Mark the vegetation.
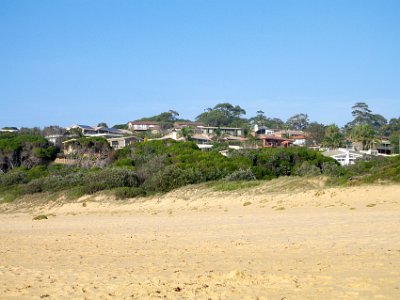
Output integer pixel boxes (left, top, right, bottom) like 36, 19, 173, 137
0, 133, 57, 173
196, 103, 247, 128
1, 140, 341, 202
1, 101, 399, 204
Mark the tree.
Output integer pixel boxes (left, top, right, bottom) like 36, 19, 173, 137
385, 117, 400, 136
351, 102, 372, 126
264, 117, 285, 129
112, 124, 128, 130
249, 110, 267, 127
286, 113, 309, 131
305, 122, 326, 146
97, 122, 109, 128
0, 133, 57, 172
350, 124, 375, 150
344, 102, 388, 138
136, 110, 185, 133
43, 125, 66, 137
389, 132, 400, 154
196, 103, 247, 127
323, 124, 344, 149
181, 126, 194, 141
168, 110, 179, 121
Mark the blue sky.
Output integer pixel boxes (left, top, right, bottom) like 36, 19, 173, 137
0, 0, 399, 128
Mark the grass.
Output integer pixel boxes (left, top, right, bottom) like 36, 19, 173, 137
242, 201, 252, 206
208, 180, 261, 192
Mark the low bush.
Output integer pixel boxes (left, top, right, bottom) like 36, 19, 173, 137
225, 168, 256, 181
83, 168, 139, 194
0, 169, 28, 186
114, 187, 146, 199
293, 161, 321, 177
321, 162, 343, 177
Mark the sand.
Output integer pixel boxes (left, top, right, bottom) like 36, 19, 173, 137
0, 178, 400, 299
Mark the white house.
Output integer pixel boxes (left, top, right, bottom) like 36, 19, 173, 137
107, 136, 142, 149
127, 121, 161, 133
67, 125, 124, 138
322, 148, 364, 166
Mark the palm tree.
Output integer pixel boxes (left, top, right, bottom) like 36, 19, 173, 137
350, 125, 374, 150
323, 124, 343, 149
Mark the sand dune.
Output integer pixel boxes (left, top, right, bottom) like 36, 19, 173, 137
1, 178, 399, 299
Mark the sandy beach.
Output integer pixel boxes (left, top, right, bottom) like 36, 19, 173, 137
1, 178, 399, 299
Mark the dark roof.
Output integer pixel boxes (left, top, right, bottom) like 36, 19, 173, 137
77, 125, 95, 130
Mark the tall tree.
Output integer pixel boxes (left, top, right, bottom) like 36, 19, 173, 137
43, 125, 66, 137
350, 124, 375, 150
196, 103, 247, 127
351, 102, 372, 126
286, 113, 309, 131
97, 122, 109, 128
305, 122, 326, 146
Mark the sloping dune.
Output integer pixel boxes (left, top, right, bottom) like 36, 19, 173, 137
1, 178, 399, 299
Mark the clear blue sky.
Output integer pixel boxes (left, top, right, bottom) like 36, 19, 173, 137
0, 0, 399, 128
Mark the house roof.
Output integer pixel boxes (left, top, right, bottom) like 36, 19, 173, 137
258, 134, 294, 142
107, 136, 142, 142
173, 121, 205, 127
292, 135, 306, 139
191, 134, 212, 141
197, 126, 244, 130
322, 148, 364, 157
223, 136, 248, 141
128, 121, 160, 125
95, 126, 123, 133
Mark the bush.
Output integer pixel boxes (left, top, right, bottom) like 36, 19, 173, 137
114, 187, 146, 199
293, 161, 321, 177
83, 168, 139, 194
0, 169, 28, 186
321, 162, 343, 177
225, 168, 256, 181
27, 166, 48, 181
143, 166, 204, 192
23, 179, 43, 194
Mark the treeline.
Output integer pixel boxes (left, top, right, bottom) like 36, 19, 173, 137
1, 140, 339, 200
1, 139, 400, 202
125, 102, 400, 151
3, 101, 400, 152
0, 133, 57, 173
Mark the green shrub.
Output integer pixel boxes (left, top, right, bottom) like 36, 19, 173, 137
83, 168, 139, 194
23, 179, 43, 194
143, 166, 204, 192
225, 168, 256, 181
321, 162, 343, 177
27, 166, 48, 180
114, 187, 146, 199
293, 161, 321, 177
113, 158, 134, 167
0, 169, 28, 186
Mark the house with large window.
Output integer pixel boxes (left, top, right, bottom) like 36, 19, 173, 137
67, 125, 125, 138
127, 121, 161, 134
107, 136, 142, 149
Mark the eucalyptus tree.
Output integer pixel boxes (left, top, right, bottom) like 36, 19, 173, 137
196, 103, 247, 127
286, 113, 310, 131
